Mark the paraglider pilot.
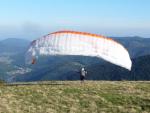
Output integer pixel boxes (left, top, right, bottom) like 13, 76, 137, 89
80, 67, 87, 82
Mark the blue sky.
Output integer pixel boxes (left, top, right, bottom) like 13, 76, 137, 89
0, 0, 150, 40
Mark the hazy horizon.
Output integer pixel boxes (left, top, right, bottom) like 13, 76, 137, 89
0, 0, 150, 40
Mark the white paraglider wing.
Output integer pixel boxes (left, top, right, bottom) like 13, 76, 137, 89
26, 31, 132, 70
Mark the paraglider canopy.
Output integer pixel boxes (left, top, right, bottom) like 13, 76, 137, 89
26, 30, 132, 70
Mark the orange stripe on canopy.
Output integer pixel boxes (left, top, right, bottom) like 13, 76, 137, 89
50, 30, 118, 44
51, 30, 108, 39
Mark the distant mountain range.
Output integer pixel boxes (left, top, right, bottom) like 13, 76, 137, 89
14, 55, 150, 81
0, 36, 150, 82
0, 38, 30, 81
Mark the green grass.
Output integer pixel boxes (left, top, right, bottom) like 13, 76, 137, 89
0, 81, 149, 113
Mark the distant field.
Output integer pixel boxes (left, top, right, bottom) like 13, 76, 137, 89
0, 81, 150, 113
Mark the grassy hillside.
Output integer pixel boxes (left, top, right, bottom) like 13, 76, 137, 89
0, 81, 149, 113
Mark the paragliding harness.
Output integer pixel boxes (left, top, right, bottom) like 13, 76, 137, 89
80, 68, 87, 81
